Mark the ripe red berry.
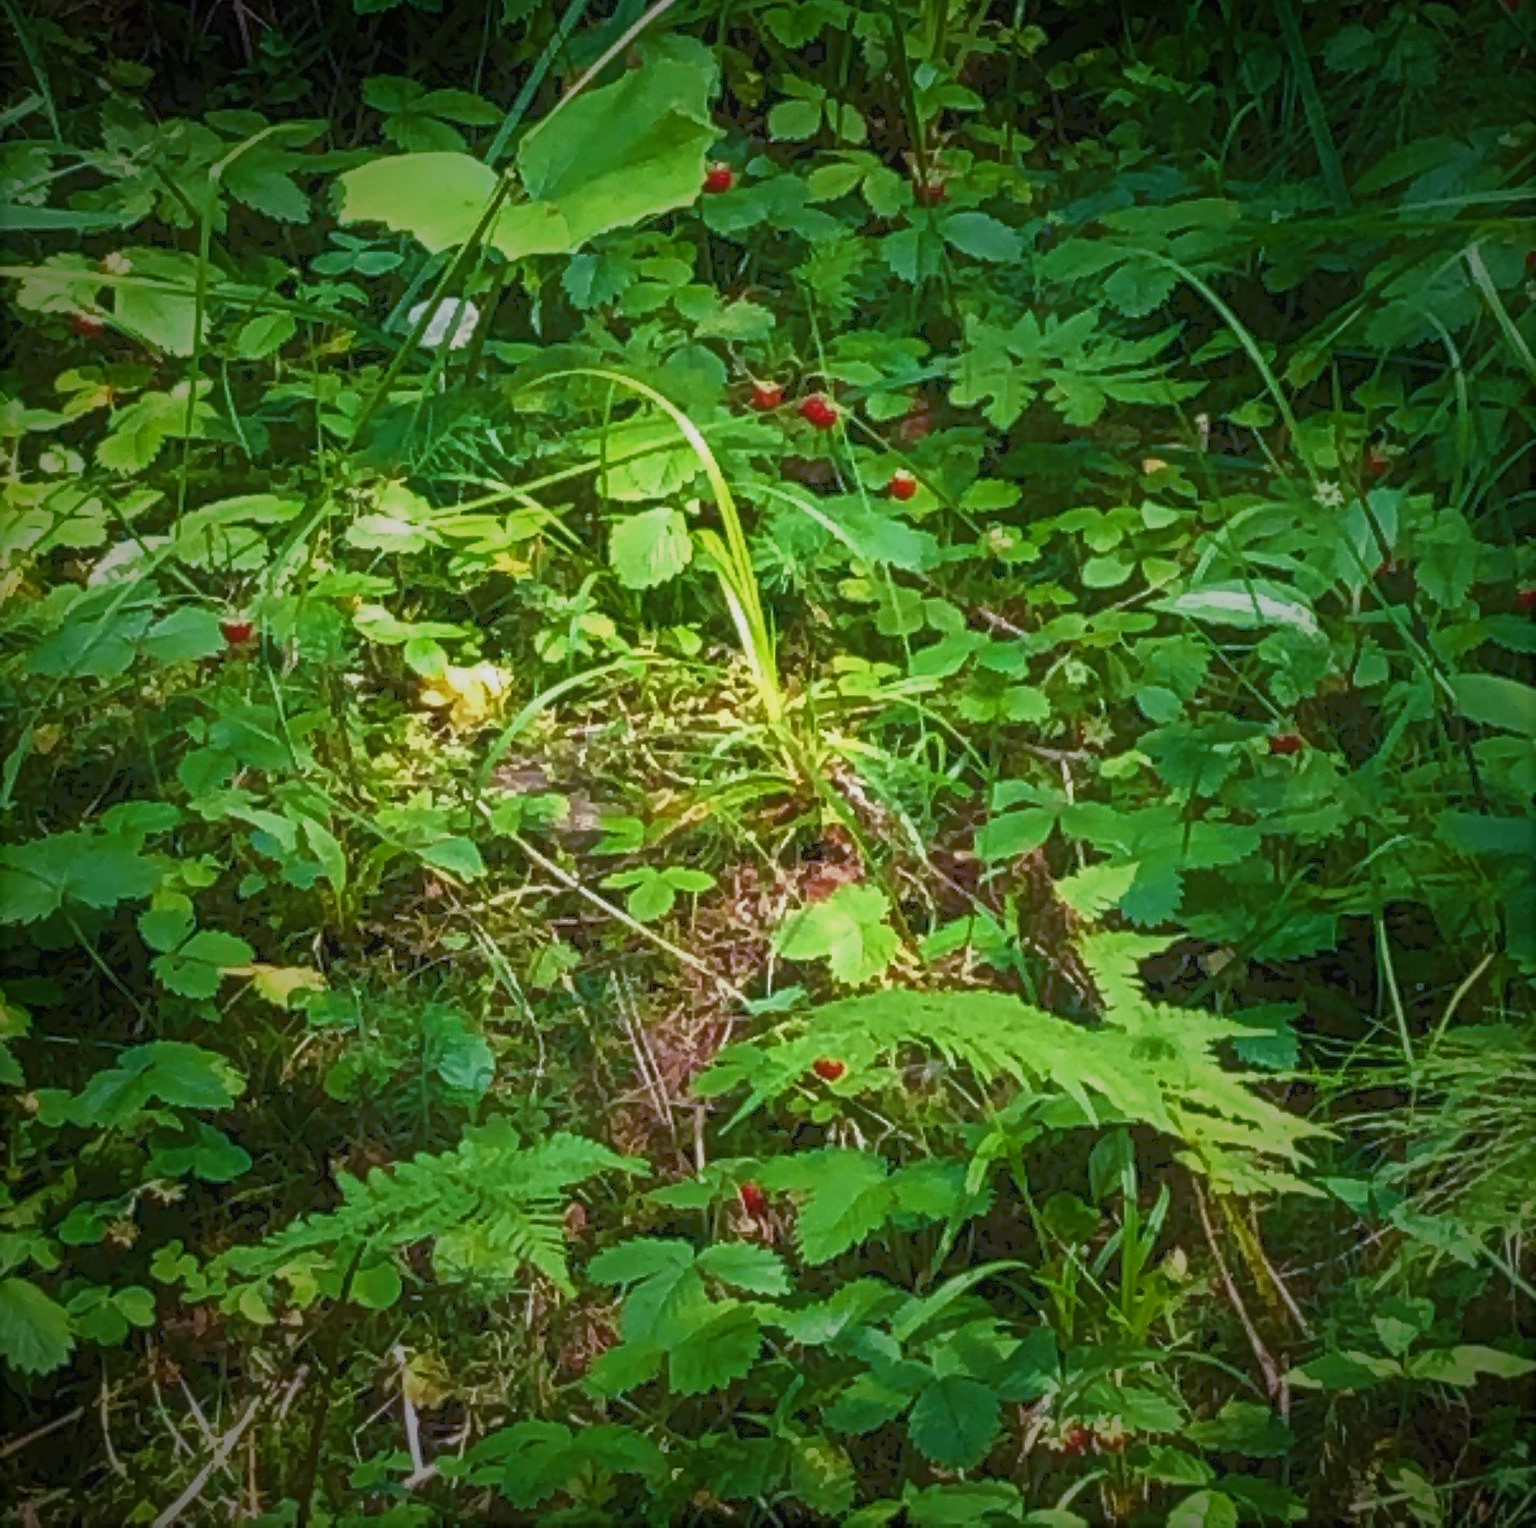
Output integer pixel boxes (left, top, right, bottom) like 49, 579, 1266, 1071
812, 1057, 846, 1082
749, 380, 784, 412
221, 618, 255, 646
1061, 1424, 1092, 1456
888, 469, 918, 501
913, 178, 948, 206
1517, 587, 1536, 612
738, 1181, 767, 1216
799, 394, 838, 430
1366, 448, 1390, 477
70, 311, 105, 338
1268, 732, 1303, 756
704, 162, 735, 194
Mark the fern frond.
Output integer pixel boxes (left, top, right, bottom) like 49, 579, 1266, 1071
215, 1121, 642, 1301
696, 933, 1326, 1196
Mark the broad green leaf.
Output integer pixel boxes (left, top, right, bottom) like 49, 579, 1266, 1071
351, 1262, 403, 1310
516, 38, 718, 247
1167, 1491, 1239, 1528
152, 929, 256, 998
775, 883, 899, 986
1404, 1345, 1536, 1387
908, 1374, 1001, 1469
941, 212, 1022, 263
668, 1303, 762, 1394
696, 1243, 790, 1296
0, 830, 160, 925
610, 507, 693, 589
1451, 673, 1536, 738
0, 1278, 73, 1375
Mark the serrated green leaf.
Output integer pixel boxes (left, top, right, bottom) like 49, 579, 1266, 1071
0, 1278, 74, 1374
775, 883, 898, 986
908, 1374, 1001, 1469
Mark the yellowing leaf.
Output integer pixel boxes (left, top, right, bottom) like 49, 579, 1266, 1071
227, 963, 327, 1010
419, 662, 511, 731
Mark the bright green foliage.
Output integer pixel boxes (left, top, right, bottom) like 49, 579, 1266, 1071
700, 931, 1323, 1194
773, 882, 900, 986
207, 1124, 639, 1310
0, 0, 1532, 1521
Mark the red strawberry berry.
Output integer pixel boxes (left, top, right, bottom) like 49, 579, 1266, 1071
812, 1057, 846, 1082
738, 1181, 767, 1216
1061, 1424, 1092, 1456
70, 311, 105, 338
749, 380, 784, 412
221, 618, 255, 646
704, 162, 735, 194
888, 469, 918, 501
1366, 448, 1391, 477
913, 178, 948, 206
799, 394, 838, 430
1517, 586, 1536, 612
1268, 732, 1304, 756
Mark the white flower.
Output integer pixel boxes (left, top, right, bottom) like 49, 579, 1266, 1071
406, 298, 481, 351
1314, 481, 1345, 509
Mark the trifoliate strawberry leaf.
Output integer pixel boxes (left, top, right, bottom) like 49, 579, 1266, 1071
0, 1277, 74, 1375
668, 1302, 762, 1394
908, 1373, 1001, 1469
775, 883, 898, 986
765, 1149, 894, 1265
151, 929, 256, 999
588, 1238, 706, 1342
695, 1243, 790, 1296
70, 1041, 244, 1127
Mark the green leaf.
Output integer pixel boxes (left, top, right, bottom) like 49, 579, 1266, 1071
908, 1374, 1001, 1469
669, 1303, 762, 1394
1103, 255, 1179, 317
0, 1278, 74, 1374
941, 212, 1022, 263
1167, 1491, 1240, 1528
230, 310, 296, 360
351, 1262, 403, 1310
142, 607, 226, 665
1403, 1345, 1536, 1387
976, 808, 1056, 862
777, 1150, 894, 1264
1451, 673, 1536, 738
610, 507, 693, 590
152, 930, 256, 999
517, 38, 718, 247
1154, 582, 1320, 635
71, 1041, 244, 1126
696, 1243, 790, 1296
419, 837, 486, 881
775, 883, 899, 986
0, 830, 160, 925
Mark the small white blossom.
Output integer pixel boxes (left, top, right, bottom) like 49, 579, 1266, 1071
1314, 481, 1345, 509
406, 298, 480, 351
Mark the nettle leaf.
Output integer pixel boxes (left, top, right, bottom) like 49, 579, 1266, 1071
0, 1278, 74, 1375
775, 883, 899, 986
610, 507, 693, 589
